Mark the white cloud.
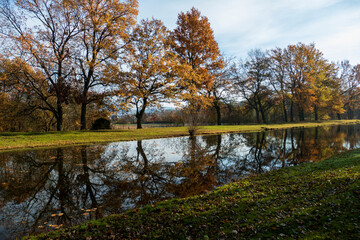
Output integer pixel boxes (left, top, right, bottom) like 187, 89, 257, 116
274, 0, 342, 11
318, 23, 360, 63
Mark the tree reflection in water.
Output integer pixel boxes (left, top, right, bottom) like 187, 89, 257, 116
1, 125, 360, 239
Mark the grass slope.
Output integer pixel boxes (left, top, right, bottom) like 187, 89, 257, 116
26, 149, 360, 240
1, 120, 360, 152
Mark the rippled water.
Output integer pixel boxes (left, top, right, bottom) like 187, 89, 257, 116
1, 125, 360, 239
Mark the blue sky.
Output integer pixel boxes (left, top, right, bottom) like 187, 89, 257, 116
138, 0, 360, 64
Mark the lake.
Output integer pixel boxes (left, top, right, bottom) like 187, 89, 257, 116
1, 124, 360, 239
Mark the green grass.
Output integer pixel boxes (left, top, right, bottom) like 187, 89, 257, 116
25, 149, 360, 239
1, 120, 360, 152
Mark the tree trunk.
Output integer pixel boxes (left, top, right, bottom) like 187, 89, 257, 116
282, 99, 288, 122
347, 108, 353, 119
298, 106, 305, 121
80, 102, 87, 130
56, 102, 63, 131
290, 101, 294, 122
290, 128, 295, 151
213, 101, 221, 125
255, 107, 260, 123
259, 103, 267, 124
314, 105, 318, 121
256, 96, 267, 124
136, 112, 143, 129
301, 110, 305, 121
136, 100, 147, 129
337, 113, 341, 120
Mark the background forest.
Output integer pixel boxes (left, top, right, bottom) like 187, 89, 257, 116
0, 0, 359, 132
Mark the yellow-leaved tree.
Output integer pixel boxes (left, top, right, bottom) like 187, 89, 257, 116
109, 18, 181, 129
171, 7, 223, 134
285, 43, 343, 121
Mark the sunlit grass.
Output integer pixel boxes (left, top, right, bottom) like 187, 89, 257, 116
25, 148, 360, 239
1, 119, 360, 152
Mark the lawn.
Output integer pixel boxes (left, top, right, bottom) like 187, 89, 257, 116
1, 119, 360, 152
25, 148, 360, 239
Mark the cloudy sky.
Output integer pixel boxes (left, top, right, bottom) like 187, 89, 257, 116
138, 0, 360, 64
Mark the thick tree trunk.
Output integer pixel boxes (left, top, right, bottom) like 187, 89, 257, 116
80, 85, 89, 130
256, 96, 267, 124
290, 101, 294, 122
337, 113, 341, 120
282, 99, 288, 122
314, 105, 318, 121
255, 108, 260, 123
301, 110, 305, 121
213, 101, 221, 125
347, 108, 354, 119
259, 104, 267, 124
136, 100, 147, 129
298, 106, 305, 121
80, 102, 87, 130
56, 102, 63, 131
136, 112, 144, 129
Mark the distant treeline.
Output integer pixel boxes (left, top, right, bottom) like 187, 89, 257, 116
0, 1, 359, 132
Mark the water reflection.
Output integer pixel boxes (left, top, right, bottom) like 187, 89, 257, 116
1, 125, 360, 239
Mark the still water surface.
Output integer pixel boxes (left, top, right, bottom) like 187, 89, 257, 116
1, 125, 360, 239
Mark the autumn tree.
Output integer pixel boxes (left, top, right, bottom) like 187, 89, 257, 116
171, 7, 223, 132
0, 56, 32, 131
0, 56, 58, 131
285, 43, 343, 121
338, 61, 360, 119
285, 44, 313, 121
109, 18, 180, 129
0, 0, 80, 131
235, 49, 272, 124
311, 61, 343, 120
208, 56, 236, 125
71, 0, 138, 130
270, 47, 290, 122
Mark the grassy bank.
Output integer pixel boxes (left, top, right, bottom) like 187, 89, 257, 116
25, 149, 360, 239
1, 119, 360, 152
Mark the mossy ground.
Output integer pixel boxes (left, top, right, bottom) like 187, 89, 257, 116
1, 120, 360, 152
25, 149, 360, 239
